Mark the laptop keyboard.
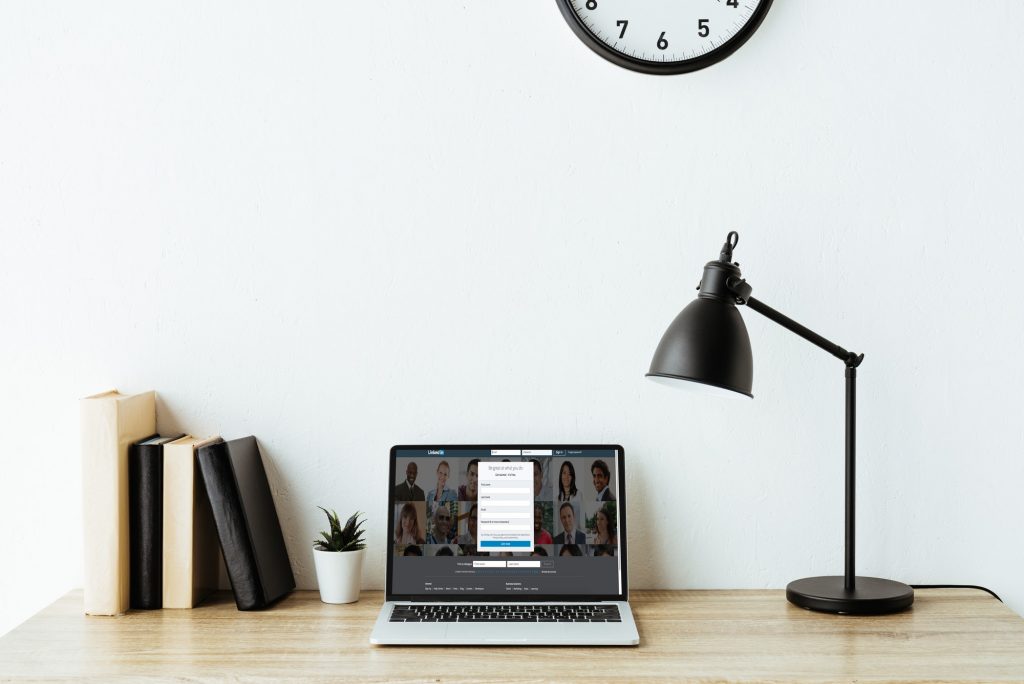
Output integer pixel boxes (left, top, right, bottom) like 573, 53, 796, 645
389, 604, 621, 623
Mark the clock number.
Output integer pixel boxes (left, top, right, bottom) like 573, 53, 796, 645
727, 0, 739, 6
585, 0, 597, 9
698, 19, 710, 37
616, 20, 628, 39
657, 32, 668, 50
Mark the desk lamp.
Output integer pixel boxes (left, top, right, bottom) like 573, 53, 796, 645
646, 231, 913, 614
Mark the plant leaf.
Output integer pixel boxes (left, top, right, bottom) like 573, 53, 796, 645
315, 508, 367, 551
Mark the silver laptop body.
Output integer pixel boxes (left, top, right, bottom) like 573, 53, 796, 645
370, 445, 639, 646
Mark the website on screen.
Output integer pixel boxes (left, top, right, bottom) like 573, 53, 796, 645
390, 447, 622, 596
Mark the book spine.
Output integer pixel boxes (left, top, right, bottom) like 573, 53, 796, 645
129, 442, 163, 609
197, 442, 266, 611
81, 399, 121, 616
163, 438, 221, 609
162, 442, 192, 609
80, 391, 155, 616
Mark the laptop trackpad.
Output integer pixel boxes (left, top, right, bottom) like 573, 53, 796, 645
444, 622, 586, 645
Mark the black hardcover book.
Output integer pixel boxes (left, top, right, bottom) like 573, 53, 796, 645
196, 436, 295, 611
129, 434, 184, 610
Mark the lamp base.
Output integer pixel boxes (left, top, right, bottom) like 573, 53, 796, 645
786, 576, 914, 615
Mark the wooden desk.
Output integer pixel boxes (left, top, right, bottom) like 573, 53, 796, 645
1, 589, 1023, 682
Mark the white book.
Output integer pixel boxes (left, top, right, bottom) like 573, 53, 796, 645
163, 435, 222, 609
80, 390, 156, 616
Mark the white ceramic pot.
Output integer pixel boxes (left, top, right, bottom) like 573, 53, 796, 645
313, 547, 365, 604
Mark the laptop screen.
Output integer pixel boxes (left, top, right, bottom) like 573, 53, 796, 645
386, 445, 626, 601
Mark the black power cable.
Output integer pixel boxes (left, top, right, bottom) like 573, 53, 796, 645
911, 584, 1002, 602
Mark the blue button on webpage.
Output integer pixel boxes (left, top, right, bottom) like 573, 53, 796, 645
480, 541, 531, 548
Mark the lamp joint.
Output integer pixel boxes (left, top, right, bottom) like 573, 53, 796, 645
726, 276, 752, 305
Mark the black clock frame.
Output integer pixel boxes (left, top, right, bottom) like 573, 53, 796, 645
555, 0, 774, 75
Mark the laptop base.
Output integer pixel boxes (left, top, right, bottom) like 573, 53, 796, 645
370, 601, 640, 646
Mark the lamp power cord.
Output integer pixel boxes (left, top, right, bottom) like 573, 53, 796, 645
910, 584, 1002, 602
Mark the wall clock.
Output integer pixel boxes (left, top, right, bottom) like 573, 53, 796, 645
556, 0, 773, 75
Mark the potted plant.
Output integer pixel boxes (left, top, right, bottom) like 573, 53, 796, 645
313, 507, 367, 604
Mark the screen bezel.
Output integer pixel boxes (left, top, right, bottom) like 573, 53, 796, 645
386, 444, 628, 603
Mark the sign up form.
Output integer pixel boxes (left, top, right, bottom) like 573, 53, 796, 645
477, 458, 534, 552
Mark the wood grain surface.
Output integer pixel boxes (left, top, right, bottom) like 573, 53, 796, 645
1, 589, 1023, 682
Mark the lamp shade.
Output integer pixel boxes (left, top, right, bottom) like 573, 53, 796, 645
646, 297, 754, 398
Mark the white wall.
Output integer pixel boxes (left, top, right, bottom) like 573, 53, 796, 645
2, 1, 1023, 635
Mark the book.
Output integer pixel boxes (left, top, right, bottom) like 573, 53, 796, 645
197, 436, 295, 611
162, 435, 223, 609
129, 434, 183, 609
80, 390, 156, 616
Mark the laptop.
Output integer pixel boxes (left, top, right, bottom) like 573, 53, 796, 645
370, 445, 639, 645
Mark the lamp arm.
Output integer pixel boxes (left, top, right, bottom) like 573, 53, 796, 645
726, 277, 863, 368
729, 276, 862, 591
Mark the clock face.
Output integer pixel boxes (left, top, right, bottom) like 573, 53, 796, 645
556, 0, 773, 75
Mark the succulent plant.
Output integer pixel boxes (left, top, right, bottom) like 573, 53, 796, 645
314, 507, 367, 552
